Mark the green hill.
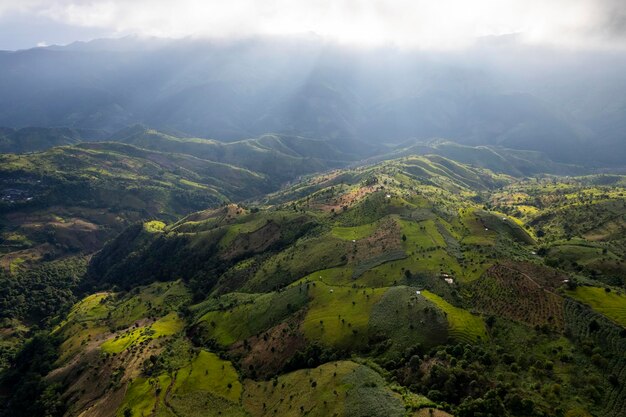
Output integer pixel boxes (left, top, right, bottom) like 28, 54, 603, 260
0, 127, 109, 154
374, 139, 586, 177
1, 152, 626, 417
116, 128, 356, 184
0, 142, 271, 272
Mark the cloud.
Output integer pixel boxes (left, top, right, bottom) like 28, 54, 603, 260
601, 0, 626, 37
0, 0, 625, 50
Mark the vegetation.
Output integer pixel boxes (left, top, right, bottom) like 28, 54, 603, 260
421, 291, 487, 343
0, 257, 86, 325
1, 139, 626, 417
567, 286, 626, 327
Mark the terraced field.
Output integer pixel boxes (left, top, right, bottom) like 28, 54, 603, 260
564, 299, 626, 417
469, 263, 566, 329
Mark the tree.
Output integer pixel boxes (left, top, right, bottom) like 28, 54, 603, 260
456, 393, 507, 417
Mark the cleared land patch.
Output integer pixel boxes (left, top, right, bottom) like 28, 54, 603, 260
331, 222, 378, 240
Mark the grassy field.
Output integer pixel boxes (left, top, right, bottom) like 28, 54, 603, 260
107, 281, 191, 329
218, 216, 268, 248
399, 218, 445, 250
368, 286, 449, 353
243, 361, 406, 417
295, 267, 355, 286
172, 350, 242, 402
567, 286, 626, 327
302, 281, 387, 348
245, 235, 349, 291
116, 350, 242, 416
331, 221, 378, 240
421, 290, 487, 343
51, 282, 191, 362
197, 287, 308, 346
459, 209, 500, 246
101, 312, 184, 353
143, 220, 166, 232
59, 292, 110, 324
117, 374, 172, 417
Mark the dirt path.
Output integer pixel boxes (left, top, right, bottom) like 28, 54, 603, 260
499, 264, 560, 297
160, 373, 183, 417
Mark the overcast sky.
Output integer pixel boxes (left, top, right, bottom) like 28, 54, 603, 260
1, 0, 625, 51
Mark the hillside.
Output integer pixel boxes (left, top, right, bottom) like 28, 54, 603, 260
115, 128, 359, 183
374, 139, 586, 177
0, 125, 373, 278
490, 176, 626, 286
0, 142, 270, 271
1, 152, 625, 417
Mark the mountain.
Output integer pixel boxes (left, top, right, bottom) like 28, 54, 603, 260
1, 150, 625, 416
114, 128, 361, 183
0, 127, 108, 154
0, 141, 270, 268
0, 154, 621, 416
1, 128, 579, 277
373, 139, 586, 177
1, 38, 625, 166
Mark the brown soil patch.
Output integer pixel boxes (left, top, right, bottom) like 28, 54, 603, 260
419, 357, 446, 375
220, 220, 282, 260
312, 185, 378, 213
49, 218, 99, 231
231, 313, 306, 379
180, 203, 247, 224
504, 261, 570, 290
351, 217, 403, 263
0, 243, 54, 272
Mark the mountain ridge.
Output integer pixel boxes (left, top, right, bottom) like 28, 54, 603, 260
1, 37, 626, 166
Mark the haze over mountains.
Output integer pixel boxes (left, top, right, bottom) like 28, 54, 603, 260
1, 36, 626, 166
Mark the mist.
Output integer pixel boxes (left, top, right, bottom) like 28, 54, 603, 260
0, 0, 625, 166
1, 0, 626, 51
0, 35, 625, 167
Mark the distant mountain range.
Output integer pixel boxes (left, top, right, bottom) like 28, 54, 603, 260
1, 37, 625, 166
